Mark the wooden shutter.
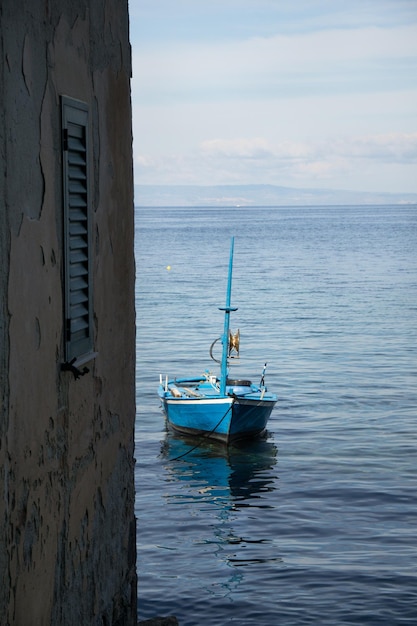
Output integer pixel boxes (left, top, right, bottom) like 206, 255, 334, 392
61, 97, 93, 361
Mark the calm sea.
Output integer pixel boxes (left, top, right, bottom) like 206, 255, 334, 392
134, 205, 417, 625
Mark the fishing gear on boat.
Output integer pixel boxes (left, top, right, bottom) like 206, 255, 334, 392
260, 362, 268, 387
210, 329, 240, 364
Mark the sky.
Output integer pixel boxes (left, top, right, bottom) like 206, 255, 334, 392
129, 0, 417, 193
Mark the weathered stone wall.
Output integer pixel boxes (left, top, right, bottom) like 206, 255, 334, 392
0, 2, 137, 624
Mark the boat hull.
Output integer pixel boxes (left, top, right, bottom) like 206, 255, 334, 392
158, 384, 277, 444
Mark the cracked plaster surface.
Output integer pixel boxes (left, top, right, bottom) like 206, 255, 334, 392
1, 2, 136, 624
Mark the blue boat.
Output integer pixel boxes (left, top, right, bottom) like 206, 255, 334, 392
158, 237, 277, 444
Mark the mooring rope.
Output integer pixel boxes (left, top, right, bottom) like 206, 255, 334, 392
169, 402, 234, 462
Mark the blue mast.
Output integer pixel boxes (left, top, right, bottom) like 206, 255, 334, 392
219, 237, 238, 395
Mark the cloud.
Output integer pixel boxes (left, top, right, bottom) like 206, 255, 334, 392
131, 6, 417, 192
336, 133, 417, 162
133, 24, 417, 104
135, 132, 417, 187
200, 132, 417, 164
200, 138, 274, 159
131, 0, 417, 45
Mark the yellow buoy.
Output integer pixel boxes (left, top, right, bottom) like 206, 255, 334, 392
166, 265, 171, 271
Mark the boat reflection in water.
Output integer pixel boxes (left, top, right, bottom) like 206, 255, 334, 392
161, 430, 278, 503
160, 430, 283, 595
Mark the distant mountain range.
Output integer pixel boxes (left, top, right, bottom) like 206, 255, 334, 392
135, 184, 417, 207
